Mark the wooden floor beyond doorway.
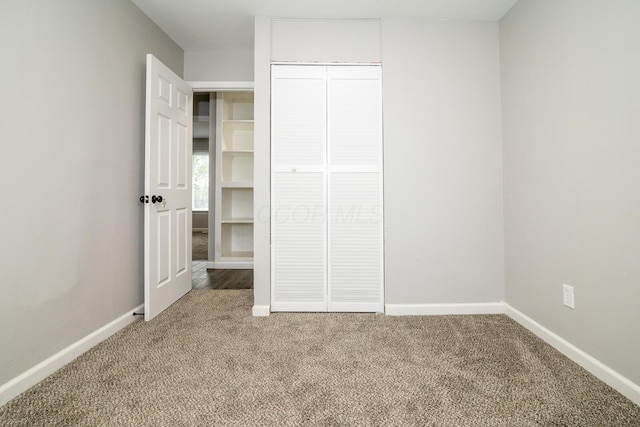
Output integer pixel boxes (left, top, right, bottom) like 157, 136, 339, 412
192, 261, 253, 290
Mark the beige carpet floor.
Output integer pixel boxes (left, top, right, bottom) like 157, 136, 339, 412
1, 290, 638, 426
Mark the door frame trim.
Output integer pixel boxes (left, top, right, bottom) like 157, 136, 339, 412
188, 81, 254, 92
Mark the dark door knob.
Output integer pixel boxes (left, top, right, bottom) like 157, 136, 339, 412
151, 195, 163, 203
139, 195, 149, 203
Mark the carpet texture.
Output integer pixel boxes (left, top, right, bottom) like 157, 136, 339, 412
192, 231, 208, 260
1, 290, 638, 426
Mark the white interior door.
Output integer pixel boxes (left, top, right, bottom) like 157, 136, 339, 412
144, 54, 193, 321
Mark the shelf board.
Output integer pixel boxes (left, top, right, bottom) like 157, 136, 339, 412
222, 149, 253, 154
211, 259, 253, 269
221, 218, 254, 224
221, 251, 254, 259
220, 181, 253, 188
222, 119, 254, 124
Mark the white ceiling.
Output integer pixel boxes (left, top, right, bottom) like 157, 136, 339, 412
131, 0, 518, 52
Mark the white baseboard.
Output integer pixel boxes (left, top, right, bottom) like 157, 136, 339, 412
504, 303, 640, 406
0, 304, 143, 407
252, 305, 270, 317
385, 302, 504, 316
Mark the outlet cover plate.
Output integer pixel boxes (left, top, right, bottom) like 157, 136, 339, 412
563, 284, 575, 309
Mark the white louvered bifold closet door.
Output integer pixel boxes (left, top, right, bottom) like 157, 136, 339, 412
327, 66, 384, 312
271, 65, 383, 312
271, 66, 327, 311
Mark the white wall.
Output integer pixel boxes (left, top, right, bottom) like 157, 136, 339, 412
382, 19, 504, 305
0, 0, 182, 387
253, 18, 504, 309
192, 212, 208, 229
184, 50, 253, 82
501, 0, 640, 385
253, 17, 272, 309
271, 19, 381, 63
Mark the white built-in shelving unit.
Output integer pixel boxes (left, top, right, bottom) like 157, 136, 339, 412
214, 92, 254, 268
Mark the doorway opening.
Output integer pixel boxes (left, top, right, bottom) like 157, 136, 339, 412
192, 93, 211, 263
191, 91, 254, 290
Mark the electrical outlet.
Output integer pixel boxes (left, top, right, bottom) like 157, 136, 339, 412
563, 284, 575, 309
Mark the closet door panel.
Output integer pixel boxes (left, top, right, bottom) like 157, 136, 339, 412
272, 66, 326, 168
328, 67, 382, 167
329, 172, 383, 312
271, 172, 326, 311
327, 66, 384, 312
271, 65, 328, 311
